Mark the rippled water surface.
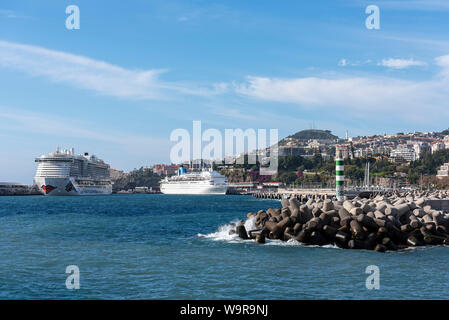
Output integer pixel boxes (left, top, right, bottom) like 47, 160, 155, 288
0, 194, 448, 299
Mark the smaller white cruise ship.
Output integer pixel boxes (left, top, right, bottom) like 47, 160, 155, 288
34, 147, 112, 196
160, 167, 228, 195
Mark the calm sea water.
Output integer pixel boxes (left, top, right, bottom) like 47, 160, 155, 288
0, 194, 447, 300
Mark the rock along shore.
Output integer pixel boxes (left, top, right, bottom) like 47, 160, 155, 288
232, 191, 449, 252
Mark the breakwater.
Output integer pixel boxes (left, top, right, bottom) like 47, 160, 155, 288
252, 188, 397, 200
0, 183, 41, 196
235, 191, 449, 252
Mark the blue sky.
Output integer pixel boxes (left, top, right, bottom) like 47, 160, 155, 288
1, 0, 449, 183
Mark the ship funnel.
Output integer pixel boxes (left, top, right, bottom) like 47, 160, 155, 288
178, 166, 187, 176
70, 148, 75, 155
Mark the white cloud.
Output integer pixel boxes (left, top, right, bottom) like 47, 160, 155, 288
0, 107, 169, 148
380, 58, 427, 69
368, 0, 449, 11
435, 55, 449, 66
0, 40, 225, 100
338, 58, 376, 67
0, 9, 31, 19
435, 54, 449, 78
338, 59, 348, 67
210, 107, 260, 121
235, 55, 449, 123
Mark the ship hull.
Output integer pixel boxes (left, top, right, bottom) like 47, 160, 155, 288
160, 183, 228, 195
34, 177, 112, 196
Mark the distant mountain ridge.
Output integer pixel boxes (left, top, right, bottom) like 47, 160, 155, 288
286, 129, 339, 141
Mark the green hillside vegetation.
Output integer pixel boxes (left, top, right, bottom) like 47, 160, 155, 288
112, 167, 161, 192
286, 129, 339, 141
275, 149, 449, 186
409, 149, 449, 183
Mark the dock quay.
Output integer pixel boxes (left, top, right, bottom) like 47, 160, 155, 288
0, 182, 41, 196
252, 188, 376, 201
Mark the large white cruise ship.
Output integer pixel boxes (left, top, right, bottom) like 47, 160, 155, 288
160, 167, 228, 195
34, 147, 112, 196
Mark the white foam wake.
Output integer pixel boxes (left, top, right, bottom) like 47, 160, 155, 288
198, 217, 447, 252
198, 216, 341, 248
198, 222, 240, 242
198, 216, 257, 243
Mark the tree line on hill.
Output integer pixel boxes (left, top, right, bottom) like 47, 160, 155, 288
111, 167, 161, 192
219, 149, 449, 187
274, 149, 449, 186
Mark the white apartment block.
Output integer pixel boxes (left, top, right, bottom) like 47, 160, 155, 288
431, 142, 446, 154
389, 145, 416, 164
437, 163, 449, 179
